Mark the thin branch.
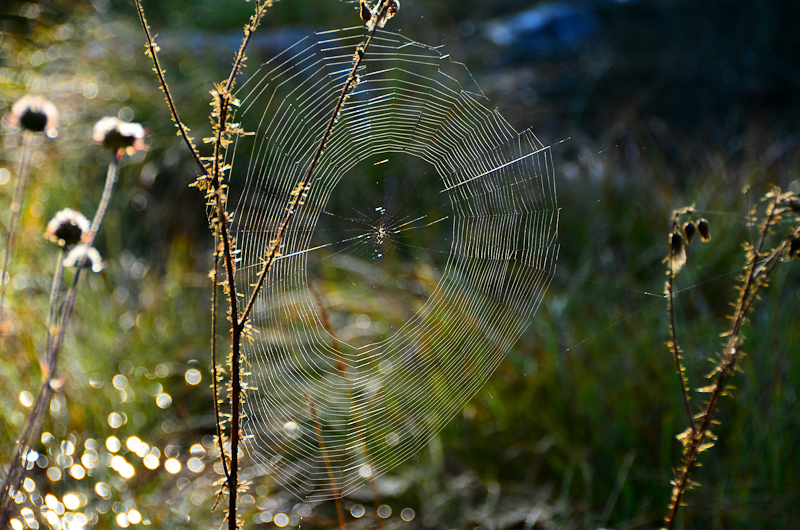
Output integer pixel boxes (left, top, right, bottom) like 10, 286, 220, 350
238, 0, 394, 328
309, 283, 383, 530
664, 197, 797, 529
211, 228, 230, 483
666, 226, 696, 435
225, 0, 271, 93
134, 0, 208, 176
0, 248, 65, 528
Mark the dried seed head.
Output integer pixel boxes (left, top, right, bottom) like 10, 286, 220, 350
92, 116, 147, 155
697, 218, 710, 242
790, 237, 800, 258
63, 244, 104, 273
7, 95, 58, 137
789, 198, 800, 214
45, 208, 90, 248
360, 0, 372, 21
669, 232, 686, 273
366, 0, 400, 30
683, 221, 696, 244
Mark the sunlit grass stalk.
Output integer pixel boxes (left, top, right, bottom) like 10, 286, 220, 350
310, 283, 384, 528
664, 192, 799, 529
0, 247, 66, 528
306, 391, 347, 530
0, 131, 34, 324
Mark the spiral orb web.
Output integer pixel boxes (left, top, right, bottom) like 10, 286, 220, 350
225, 27, 559, 500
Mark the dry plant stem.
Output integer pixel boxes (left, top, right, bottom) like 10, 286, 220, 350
0, 158, 119, 525
211, 230, 230, 483
208, 3, 274, 526
134, 0, 208, 176
46, 157, 119, 384
664, 199, 791, 530
666, 256, 696, 435
306, 392, 347, 530
0, 249, 65, 528
0, 131, 33, 324
238, 0, 393, 327
133, 3, 265, 526
137, 2, 391, 527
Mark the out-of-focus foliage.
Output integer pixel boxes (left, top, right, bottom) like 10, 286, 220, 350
1, 0, 799, 529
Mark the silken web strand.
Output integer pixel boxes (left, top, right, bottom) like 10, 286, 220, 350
221, 26, 560, 501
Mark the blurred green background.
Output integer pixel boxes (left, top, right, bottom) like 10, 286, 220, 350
1, 0, 799, 529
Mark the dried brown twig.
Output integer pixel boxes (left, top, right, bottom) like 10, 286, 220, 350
134, 1, 399, 527
663, 189, 800, 529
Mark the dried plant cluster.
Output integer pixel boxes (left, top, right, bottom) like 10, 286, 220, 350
663, 190, 800, 529
0, 100, 148, 527
134, 1, 399, 528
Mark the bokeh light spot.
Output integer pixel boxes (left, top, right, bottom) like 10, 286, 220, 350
107, 412, 123, 428
19, 391, 34, 407
143, 454, 159, 470
63, 493, 80, 510
106, 436, 121, 453
184, 368, 201, 385
164, 458, 181, 474
155, 393, 172, 409
69, 465, 85, 479
187, 457, 204, 473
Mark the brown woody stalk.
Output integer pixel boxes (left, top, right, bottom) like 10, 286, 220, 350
664, 194, 799, 529
666, 210, 697, 437
135, 1, 395, 528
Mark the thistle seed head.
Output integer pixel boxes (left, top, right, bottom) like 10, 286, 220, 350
63, 244, 104, 273
7, 95, 58, 137
45, 208, 90, 248
93, 116, 147, 156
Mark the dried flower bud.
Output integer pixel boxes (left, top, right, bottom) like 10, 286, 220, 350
683, 221, 696, 244
789, 198, 800, 214
45, 209, 90, 248
7, 95, 58, 137
697, 218, 710, 242
360, 0, 372, 22
63, 244, 104, 273
790, 237, 800, 258
669, 232, 686, 273
92, 116, 147, 155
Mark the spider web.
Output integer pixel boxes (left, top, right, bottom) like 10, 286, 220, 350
224, 26, 559, 501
